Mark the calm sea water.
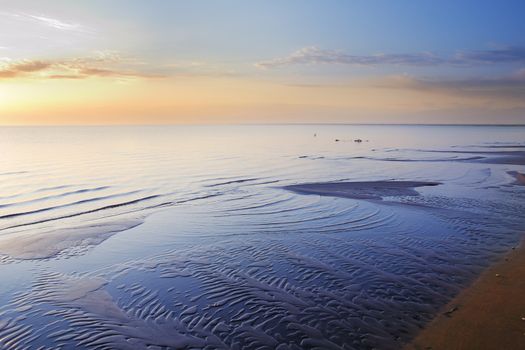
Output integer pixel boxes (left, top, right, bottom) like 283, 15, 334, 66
0, 125, 524, 349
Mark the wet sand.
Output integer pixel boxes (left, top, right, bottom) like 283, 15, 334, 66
283, 181, 440, 200
508, 171, 525, 185
407, 240, 525, 350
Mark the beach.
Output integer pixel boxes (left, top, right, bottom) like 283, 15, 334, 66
2, 1, 524, 347
407, 241, 525, 350
0, 125, 524, 348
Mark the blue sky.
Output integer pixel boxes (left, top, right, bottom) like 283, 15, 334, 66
82, 1, 525, 59
1, 0, 525, 124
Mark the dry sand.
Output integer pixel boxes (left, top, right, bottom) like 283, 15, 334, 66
406, 241, 525, 350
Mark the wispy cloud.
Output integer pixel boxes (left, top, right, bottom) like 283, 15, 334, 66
0, 60, 51, 78
162, 61, 240, 78
0, 11, 93, 34
0, 52, 164, 80
281, 69, 525, 107
0, 52, 240, 81
454, 47, 525, 64
24, 14, 88, 32
255, 46, 525, 68
370, 69, 525, 100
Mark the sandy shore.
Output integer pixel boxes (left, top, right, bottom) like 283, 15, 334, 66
406, 240, 525, 350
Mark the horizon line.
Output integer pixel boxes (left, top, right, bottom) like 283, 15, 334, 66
1, 122, 525, 127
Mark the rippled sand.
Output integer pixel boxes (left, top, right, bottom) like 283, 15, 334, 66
0, 125, 524, 349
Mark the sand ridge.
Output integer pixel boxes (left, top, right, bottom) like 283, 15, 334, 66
283, 181, 440, 200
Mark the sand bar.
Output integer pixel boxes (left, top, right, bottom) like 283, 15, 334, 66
283, 181, 440, 200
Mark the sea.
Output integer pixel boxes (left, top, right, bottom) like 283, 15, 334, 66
0, 124, 524, 349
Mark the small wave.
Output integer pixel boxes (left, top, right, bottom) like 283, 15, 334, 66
0, 194, 160, 230
0, 186, 112, 208
368, 156, 486, 162
0, 190, 151, 220
204, 177, 261, 187
0, 171, 29, 177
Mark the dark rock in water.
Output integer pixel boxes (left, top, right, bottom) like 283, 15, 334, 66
354, 139, 363, 143
335, 139, 340, 142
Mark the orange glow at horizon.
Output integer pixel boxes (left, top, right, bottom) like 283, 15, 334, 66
3, 74, 525, 125
1, 2, 524, 125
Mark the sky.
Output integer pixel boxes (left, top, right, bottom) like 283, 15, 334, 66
1, 0, 525, 125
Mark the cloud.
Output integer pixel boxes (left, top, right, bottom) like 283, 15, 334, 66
23, 14, 87, 32
47, 74, 85, 80
0, 53, 165, 80
0, 60, 51, 78
371, 70, 525, 101
281, 69, 525, 107
76, 67, 163, 78
0, 11, 93, 33
255, 46, 525, 68
255, 47, 442, 68
0, 53, 234, 81
162, 61, 240, 78
454, 47, 525, 64
12, 60, 52, 72
512, 68, 525, 80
